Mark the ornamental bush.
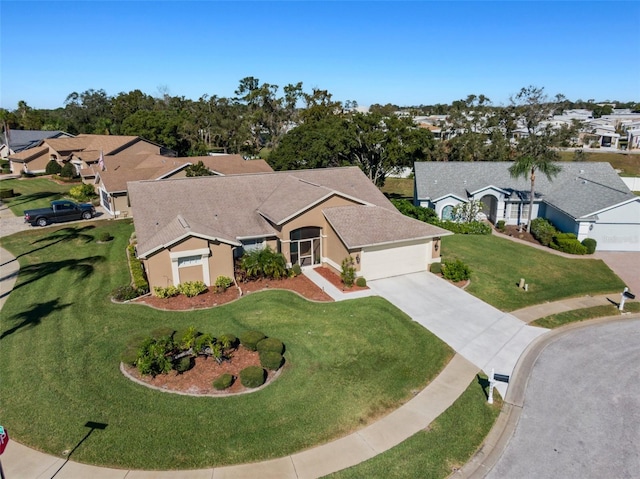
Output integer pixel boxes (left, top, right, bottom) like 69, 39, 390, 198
218, 333, 238, 349
153, 285, 180, 298
291, 263, 302, 276
60, 161, 77, 179
178, 280, 207, 297
45, 160, 62, 175
173, 356, 193, 374
436, 220, 491, 235
496, 220, 506, 232
430, 262, 442, 274
111, 285, 145, 301
240, 366, 266, 388
98, 231, 112, 242
239, 330, 266, 351
69, 183, 96, 201
0, 188, 14, 199
581, 238, 597, 254
214, 275, 233, 291
127, 244, 149, 293
355, 276, 367, 287
341, 256, 356, 287
260, 351, 284, 371
213, 373, 234, 390
257, 337, 284, 354
552, 233, 587, 255
442, 259, 471, 282
530, 218, 557, 246
240, 247, 287, 280
136, 336, 175, 377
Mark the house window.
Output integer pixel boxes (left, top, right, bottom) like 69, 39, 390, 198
441, 205, 454, 220
241, 238, 265, 253
177, 255, 202, 268
290, 227, 321, 267
509, 203, 530, 222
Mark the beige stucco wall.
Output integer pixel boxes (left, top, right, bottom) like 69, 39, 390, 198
279, 195, 360, 265
144, 236, 235, 293
323, 221, 361, 273
24, 154, 50, 173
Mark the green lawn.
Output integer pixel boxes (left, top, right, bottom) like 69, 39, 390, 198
442, 234, 625, 311
0, 177, 76, 215
532, 302, 640, 328
381, 177, 414, 200
325, 375, 501, 479
556, 151, 640, 176
0, 221, 452, 470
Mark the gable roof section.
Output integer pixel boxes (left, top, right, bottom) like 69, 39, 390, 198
8, 145, 49, 162
324, 205, 452, 249
197, 155, 273, 175
2, 130, 72, 153
130, 167, 398, 257
415, 161, 635, 219
98, 154, 191, 192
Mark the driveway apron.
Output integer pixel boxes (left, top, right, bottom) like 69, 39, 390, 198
368, 272, 548, 397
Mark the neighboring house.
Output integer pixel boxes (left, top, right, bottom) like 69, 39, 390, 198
129, 166, 451, 291
414, 162, 640, 252
1, 130, 74, 160
7, 134, 175, 174
91, 154, 273, 217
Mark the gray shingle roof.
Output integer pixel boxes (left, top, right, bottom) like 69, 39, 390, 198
2, 130, 71, 153
414, 162, 635, 219
130, 167, 446, 257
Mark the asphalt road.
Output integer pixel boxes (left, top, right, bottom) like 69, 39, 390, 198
485, 318, 640, 479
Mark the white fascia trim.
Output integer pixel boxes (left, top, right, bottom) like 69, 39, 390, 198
323, 257, 343, 272
469, 185, 510, 196
579, 196, 640, 218
432, 193, 468, 203
169, 248, 211, 260
139, 233, 240, 259
264, 191, 371, 226
157, 164, 190, 179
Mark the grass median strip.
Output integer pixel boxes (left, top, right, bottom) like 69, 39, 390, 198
0, 221, 452, 469
325, 375, 501, 479
532, 302, 640, 328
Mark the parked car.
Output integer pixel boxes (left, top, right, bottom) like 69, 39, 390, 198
24, 200, 96, 227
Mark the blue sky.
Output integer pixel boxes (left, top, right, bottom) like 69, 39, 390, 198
1, 1, 639, 110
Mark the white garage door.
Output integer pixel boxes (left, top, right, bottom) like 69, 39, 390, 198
588, 224, 640, 251
359, 240, 429, 280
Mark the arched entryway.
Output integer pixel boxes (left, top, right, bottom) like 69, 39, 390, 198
290, 227, 321, 267
480, 195, 498, 224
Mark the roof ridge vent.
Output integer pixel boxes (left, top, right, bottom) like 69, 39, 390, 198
298, 178, 321, 187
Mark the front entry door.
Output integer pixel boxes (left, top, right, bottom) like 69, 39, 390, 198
290, 227, 321, 267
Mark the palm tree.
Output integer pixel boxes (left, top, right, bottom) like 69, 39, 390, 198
508, 131, 561, 232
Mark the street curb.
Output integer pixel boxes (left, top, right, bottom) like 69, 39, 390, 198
451, 312, 640, 479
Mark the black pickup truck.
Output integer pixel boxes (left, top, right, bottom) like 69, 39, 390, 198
24, 200, 96, 227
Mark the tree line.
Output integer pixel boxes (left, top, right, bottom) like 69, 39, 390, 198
2, 80, 634, 186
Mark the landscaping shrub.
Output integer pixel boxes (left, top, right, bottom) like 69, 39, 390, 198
127, 244, 149, 293
581, 238, 597, 254
552, 233, 587, 255
173, 356, 194, 374
194, 333, 215, 355
178, 326, 199, 350
178, 280, 207, 297
213, 373, 234, 390
69, 183, 96, 201
436, 220, 491, 235
45, 161, 62, 175
218, 333, 238, 349
153, 285, 179, 298
240, 247, 287, 280
530, 218, 557, 246
341, 256, 356, 287
391, 199, 438, 223
260, 351, 284, 371
214, 275, 233, 292
355, 276, 367, 287
136, 336, 175, 377
496, 220, 506, 232
291, 263, 302, 276
98, 231, 112, 242
239, 330, 266, 351
442, 259, 471, 282
60, 161, 77, 179
430, 262, 442, 274
239, 366, 266, 388
256, 337, 284, 354
111, 285, 145, 301
0, 188, 14, 199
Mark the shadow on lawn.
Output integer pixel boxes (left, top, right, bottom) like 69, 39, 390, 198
50, 421, 108, 479
7, 255, 105, 293
0, 298, 71, 340
4, 191, 65, 208
477, 374, 490, 400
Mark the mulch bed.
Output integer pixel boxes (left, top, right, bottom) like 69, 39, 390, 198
314, 266, 370, 293
497, 225, 542, 246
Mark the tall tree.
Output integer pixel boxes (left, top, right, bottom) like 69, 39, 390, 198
508, 86, 561, 232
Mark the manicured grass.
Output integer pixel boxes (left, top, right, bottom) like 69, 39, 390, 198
0, 221, 452, 469
442, 234, 625, 311
532, 302, 640, 328
325, 375, 501, 479
556, 151, 640, 176
381, 177, 414, 199
0, 177, 75, 215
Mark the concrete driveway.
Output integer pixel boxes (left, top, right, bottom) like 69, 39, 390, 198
368, 272, 548, 397
485, 318, 640, 479
594, 251, 640, 295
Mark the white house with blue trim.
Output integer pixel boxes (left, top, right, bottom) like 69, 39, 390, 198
414, 162, 640, 251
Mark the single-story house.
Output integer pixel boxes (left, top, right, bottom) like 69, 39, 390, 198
129, 166, 451, 291
90, 154, 273, 217
414, 161, 640, 251
8, 134, 174, 174
1, 129, 74, 159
